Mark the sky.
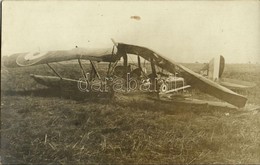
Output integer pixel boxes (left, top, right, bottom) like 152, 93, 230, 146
2, 1, 260, 63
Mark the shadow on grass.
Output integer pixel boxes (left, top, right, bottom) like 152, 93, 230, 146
1, 88, 113, 103
2, 88, 61, 97
112, 92, 240, 116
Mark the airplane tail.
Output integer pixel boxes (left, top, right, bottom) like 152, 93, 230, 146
200, 55, 256, 90
201, 55, 225, 81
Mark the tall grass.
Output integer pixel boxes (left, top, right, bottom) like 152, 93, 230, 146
1, 63, 260, 164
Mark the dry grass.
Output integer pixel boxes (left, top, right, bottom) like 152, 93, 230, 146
1, 63, 260, 164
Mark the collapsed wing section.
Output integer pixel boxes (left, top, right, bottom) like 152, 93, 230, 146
4, 47, 115, 68
116, 43, 247, 108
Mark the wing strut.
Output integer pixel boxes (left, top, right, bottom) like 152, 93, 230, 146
150, 58, 157, 79
47, 63, 62, 79
90, 60, 101, 80
78, 58, 87, 79
138, 55, 142, 70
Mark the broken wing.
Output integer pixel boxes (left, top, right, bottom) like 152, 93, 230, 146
116, 43, 247, 108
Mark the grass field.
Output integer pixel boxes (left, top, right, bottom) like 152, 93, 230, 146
1, 62, 260, 164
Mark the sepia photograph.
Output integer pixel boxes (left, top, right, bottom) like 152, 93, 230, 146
1, 0, 260, 164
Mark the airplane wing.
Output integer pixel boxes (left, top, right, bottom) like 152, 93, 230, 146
116, 43, 247, 108
3, 47, 116, 68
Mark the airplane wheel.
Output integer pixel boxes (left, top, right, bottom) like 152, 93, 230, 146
160, 83, 168, 93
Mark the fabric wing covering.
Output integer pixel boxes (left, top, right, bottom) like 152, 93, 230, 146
3, 47, 114, 68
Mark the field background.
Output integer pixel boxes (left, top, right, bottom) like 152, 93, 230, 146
1, 63, 260, 164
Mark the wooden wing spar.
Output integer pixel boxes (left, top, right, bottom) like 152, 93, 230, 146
115, 43, 247, 108
3, 47, 117, 68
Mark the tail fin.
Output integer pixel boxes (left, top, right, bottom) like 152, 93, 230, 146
200, 55, 225, 81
